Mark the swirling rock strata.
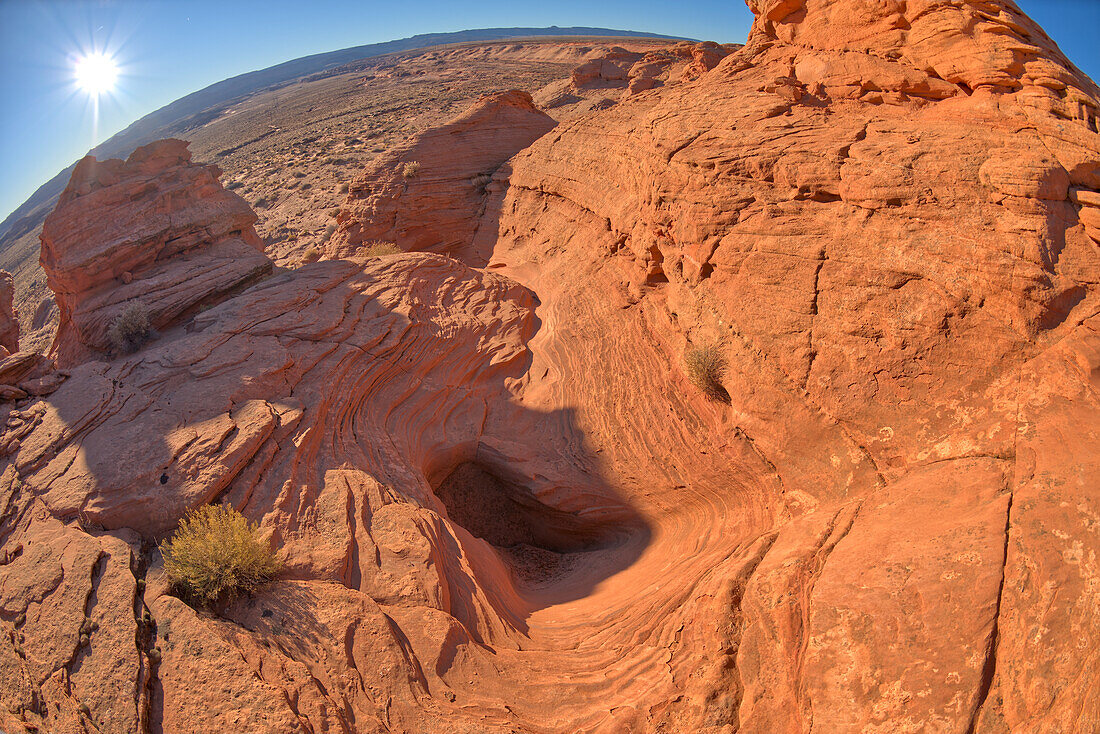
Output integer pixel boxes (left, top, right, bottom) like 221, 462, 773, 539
1, 0, 1099, 732
1, 252, 648, 733
467, 0, 1100, 730
40, 139, 272, 367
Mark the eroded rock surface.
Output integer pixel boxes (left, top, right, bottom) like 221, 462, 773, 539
0, 271, 18, 356
329, 90, 556, 264
1, 1, 1099, 732
466, 0, 1100, 730
40, 138, 272, 367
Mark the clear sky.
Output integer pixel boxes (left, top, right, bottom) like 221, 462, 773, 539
1, 0, 1098, 224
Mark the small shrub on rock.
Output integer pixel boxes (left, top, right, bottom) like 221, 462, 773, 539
160, 504, 280, 608
402, 161, 421, 178
469, 172, 493, 190
107, 302, 151, 353
685, 343, 730, 403
363, 240, 402, 257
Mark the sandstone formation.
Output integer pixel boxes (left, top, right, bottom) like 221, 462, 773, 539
0, 270, 19, 355
0, 1, 1098, 732
0, 38, 679, 351
548, 41, 735, 104
328, 90, 556, 263
39, 139, 272, 366
468, 0, 1100, 729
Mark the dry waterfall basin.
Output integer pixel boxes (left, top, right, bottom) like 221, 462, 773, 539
0, 1, 1099, 733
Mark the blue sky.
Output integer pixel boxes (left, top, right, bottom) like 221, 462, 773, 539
1, 0, 1098, 223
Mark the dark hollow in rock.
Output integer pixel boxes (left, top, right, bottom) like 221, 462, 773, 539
433, 462, 611, 556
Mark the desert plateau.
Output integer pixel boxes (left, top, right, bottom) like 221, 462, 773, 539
0, 0, 1098, 732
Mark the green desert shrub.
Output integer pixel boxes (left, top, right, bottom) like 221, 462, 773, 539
402, 161, 421, 178
685, 343, 729, 403
107, 302, 151, 353
160, 504, 280, 607
363, 240, 402, 257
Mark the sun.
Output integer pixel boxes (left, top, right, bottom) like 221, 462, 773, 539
74, 52, 119, 96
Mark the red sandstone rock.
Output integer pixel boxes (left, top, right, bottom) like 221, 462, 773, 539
0, 271, 18, 356
538, 41, 737, 112
0, 2, 1098, 732
329, 90, 556, 264
40, 138, 272, 366
468, 0, 1100, 729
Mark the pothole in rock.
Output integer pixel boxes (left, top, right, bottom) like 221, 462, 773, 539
433, 462, 620, 586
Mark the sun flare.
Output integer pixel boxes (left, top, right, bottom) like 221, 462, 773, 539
74, 52, 119, 96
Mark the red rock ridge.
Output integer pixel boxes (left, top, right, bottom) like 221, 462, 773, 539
571, 41, 733, 94
748, 0, 1100, 120
40, 138, 272, 366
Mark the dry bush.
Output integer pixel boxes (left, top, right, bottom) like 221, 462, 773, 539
363, 240, 402, 257
322, 223, 337, 242
339, 183, 350, 194
107, 302, 151, 353
685, 344, 729, 403
160, 504, 281, 608
402, 161, 422, 178
300, 247, 322, 264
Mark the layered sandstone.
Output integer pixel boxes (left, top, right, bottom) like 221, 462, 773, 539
0, 270, 18, 355
40, 139, 272, 366
0, 1, 1098, 733
467, 0, 1100, 729
532, 41, 737, 119
328, 90, 556, 264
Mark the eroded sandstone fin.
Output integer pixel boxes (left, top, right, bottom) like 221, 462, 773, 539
39, 138, 273, 367
329, 90, 556, 265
